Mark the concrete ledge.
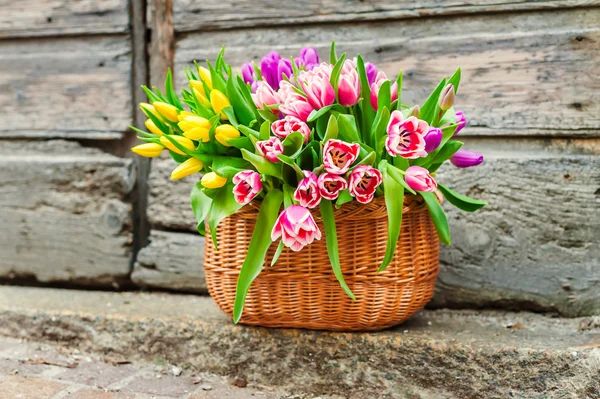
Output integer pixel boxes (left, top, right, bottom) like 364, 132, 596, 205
0, 286, 598, 398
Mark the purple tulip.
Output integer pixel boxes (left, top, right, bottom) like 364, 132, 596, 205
299, 47, 319, 66
450, 149, 484, 168
454, 111, 467, 135
260, 51, 282, 89
424, 127, 442, 153
365, 62, 378, 85
277, 59, 293, 82
241, 62, 255, 85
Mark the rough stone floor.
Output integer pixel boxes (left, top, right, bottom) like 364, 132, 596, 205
0, 337, 314, 399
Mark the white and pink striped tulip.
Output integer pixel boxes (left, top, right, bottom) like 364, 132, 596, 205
385, 111, 428, 159
293, 171, 321, 208
232, 170, 262, 205
271, 205, 322, 252
348, 165, 383, 204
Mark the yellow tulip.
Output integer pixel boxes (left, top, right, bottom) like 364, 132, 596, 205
171, 158, 204, 180
201, 172, 227, 189
198, 66, 213, 90
140, 102, 161, 119
177, 111, 194, 122
215, 124, 240, 147
131, 143, 164, 158
179, 116, 212, 142
190, 80, 207, 96
160, 135, 195, 155
145, 119, 164, 136
192, 88, 210, 107
210, 90, 231, 120
153, 101, 179, 122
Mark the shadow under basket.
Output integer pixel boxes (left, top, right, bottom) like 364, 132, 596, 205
204, 195, 440, 331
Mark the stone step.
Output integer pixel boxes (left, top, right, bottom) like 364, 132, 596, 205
0, 286, 598, 399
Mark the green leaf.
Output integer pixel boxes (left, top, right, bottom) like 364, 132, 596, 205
270, 241, 285, 267
431, 141, 463, 165
329, 41, 337, 65
260, 121, 271, 140
258, 109, 279, 123
396, 71, 403, 109
164, 69, 183, 109
233, 189, 284, 323
222, 107, 239, 127
190, 183, 212, 236
385, 164, 416, 195
373, 106, 390, 157
225, 136, 255, 152
378, 162, 404, 272
281, 132, 305, 158
335, 189, 353, 208
206, 60, 227, 93
307, 105, 334, 123
324, 114, 338, 142
356, 55, 375, 138
319, 200, 356, 300
421, 191, 451, 245
358, 151, 376, 166
447, 67, 461, 94
226, 77, 255, 126
377, 80, 391, 112
238, 125, 260, 139
241, 149, 282, 178
329, 53, 347, 93
207, 184, 244, 249
236, 76, 261, 121
438, 183, 486, 212
277, 154, 305, 181
420, 78, 447, 124
337, 114, 361, 143
315, 114, 329, 140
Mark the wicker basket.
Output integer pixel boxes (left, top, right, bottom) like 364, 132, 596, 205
204, 195, 440, 331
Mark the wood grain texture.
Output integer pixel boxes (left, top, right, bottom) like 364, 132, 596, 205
169, 0, 600, 32
132, 230, 207, 293
0, 141, 135, 285
175, 8, 600, 136
0, 0, 129, 38
431, 153, 599, 316
0, 36, 132, 140
149, 0, 174, 88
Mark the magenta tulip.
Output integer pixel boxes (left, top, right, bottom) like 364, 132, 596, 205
252, 80, 279, 113
450, 149, 484, 168
317, 172, 348, 200
260, 51, 282, 89
337, 64, 360, 107
405, 166, 437, 192
348, 165, 383, 204
299, 47, 319, 67
271, 115, 311, 143
385, 110, 428, 159
241, 62, 256, 85
365, 62, 378, 85
322, 139, 360, 175
424, 127, 443, 153
256, 137, 284, 163
370, 71, 398, 110
271, 205, 322, 252
454, 111, 467, 135
232, 170, 262, 205
293, 171, 321, 208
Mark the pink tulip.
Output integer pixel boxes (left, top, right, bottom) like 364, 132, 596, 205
369, 71, 398, 110
454, 111, 467, 135
256, 137, 284, 163
385, 110, 428, 159
252, 80, 279, 113
271, 205, 322, 252
232, 170, 262, 205
271, 115, 311, 143
317, 172, 348, 200
338, 63, 360, 107
293, 171, 321, 208
322, 139, 360, 175
279, 93, 314, 122
405, 166, 437, 192
348, 165, 383, 204
299, 71, 335, 110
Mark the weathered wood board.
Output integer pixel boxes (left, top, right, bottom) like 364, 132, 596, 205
169, 0, 600, 31
0, 36, 132, 140
143, 151, 599, 316
174, 8, 600, 137
0, 0, 130, 38
0, 141, 135, 286
132, 230, 207, 293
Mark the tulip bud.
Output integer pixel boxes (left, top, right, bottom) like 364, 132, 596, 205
405, 166, 437, 192
131, 142, 164, 158
190, 80, 208, 97
198, 66, 213, 90
454, 111, 467, 135
171, 158, 204, 180
210, 90, 231, 120
140, 102, 161, 119
299, 47, 319, 66
215, 124, 240, 147
438, 84, 455, 111
153, 101, 179, 122
450, 149, 484, 168
179, 116, 212, 142
145, 119, 164, 136
241, 62, 256, 85
409, 105, 420, 118
160, 135, 195, 155
192, 88, 210, 107
365, 62, 378, 86
177, 111, 194, 122
201, 172, 227, 189
424, 128, 443, 153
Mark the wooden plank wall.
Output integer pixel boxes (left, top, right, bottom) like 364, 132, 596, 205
0, 0, 143, 287
135, 0, 600, 316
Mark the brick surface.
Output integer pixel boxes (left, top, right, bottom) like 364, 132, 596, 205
54, 361, 137, 387
68, 390, 136, 399
118, 372, 197, 397
0, 376, 66, 398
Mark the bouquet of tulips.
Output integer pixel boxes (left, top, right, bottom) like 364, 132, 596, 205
132, 43, 486, 322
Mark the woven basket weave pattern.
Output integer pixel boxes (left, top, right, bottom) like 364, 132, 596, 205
204, 196, 439, 331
